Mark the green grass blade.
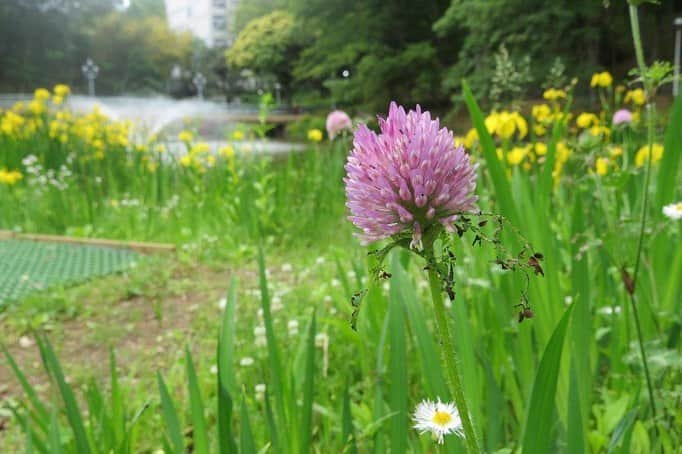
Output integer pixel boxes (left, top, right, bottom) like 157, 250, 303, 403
521, 304, 575, 454
388, 255, 408, 454
396, 261, 449, 400
156, 373, 184, 454
538, 97, 572, 204
257, 247, 289, 444
462, 79, 519, 225
2, 345, 49, 431
606, 408, 638, 454
299, 311, 317, 453
566, 361, 585, 454
341, 384, 358, 454
218, 277, 238, 454
110, 348, 124, 447
185, 346, 209, 454
656, 94, 682, 208
11, 404, 49, 454
239, 393, 257, 454
36, 336, 91, 454
48, 410, 63, 454
264, 391, 280, 452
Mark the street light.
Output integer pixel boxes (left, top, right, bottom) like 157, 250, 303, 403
81, 58, 99, 97
193, 72, 207, 100
674, 17, 682, 97
341, 68, 350, 104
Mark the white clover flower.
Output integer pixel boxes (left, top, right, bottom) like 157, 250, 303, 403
287, 320, 299, 337
598, 305, 622, 316
413, 398, 463, 444
315, 332, 329, 348
663, 202, 682, 220
254, 326, 267, 347
239, 357, 255, 367
271, 296, 283, 312
255, 383, 266, 400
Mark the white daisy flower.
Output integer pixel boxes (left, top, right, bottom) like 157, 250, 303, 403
413, 398, 463, 444
662, 202, 682, 220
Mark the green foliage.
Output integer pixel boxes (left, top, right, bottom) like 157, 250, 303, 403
0, 0, 194, 94
284, 114, 326, 141
226, 11, 302, 89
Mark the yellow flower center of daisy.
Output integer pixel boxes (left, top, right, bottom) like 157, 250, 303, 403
676, 203, 682, 211
432, 410, 452, 426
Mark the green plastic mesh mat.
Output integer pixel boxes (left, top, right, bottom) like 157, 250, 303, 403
0, 239, 139, 305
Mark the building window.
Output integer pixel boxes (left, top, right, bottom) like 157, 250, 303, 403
213, 0, 226, 8
213, 15, 226, 30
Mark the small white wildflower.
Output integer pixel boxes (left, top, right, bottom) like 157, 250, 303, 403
413, 398, 463, 444
315, 256, 326, 265
18, 336, 34, 348
382, 282, 390, 292
239, 357, 255, 367
255, 383, 266, 401
288, 320, 299, 337
598, 306, 622, 316
331, 279, 341, 288
662, 202, 682, 220
315, 332, 329, 348
218, 297, 227, 310
564, 296, 573, 305
254, 326, 267, 347
281, 263, 293, 273
323, 295, 333, 304
210, 365, 218, 375
271, 296, 283, 312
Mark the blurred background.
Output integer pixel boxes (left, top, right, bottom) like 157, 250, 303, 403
1, 0, 680, 110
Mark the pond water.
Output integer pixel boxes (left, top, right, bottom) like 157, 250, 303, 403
0, 94, 305, 154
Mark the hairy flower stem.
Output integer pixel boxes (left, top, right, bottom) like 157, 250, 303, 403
425, 243, 480, 453
628, 3, 657, 419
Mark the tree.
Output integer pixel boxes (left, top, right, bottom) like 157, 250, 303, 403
226, 11, 303, 92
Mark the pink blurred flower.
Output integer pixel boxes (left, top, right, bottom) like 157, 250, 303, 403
326, 110, 352, 139
612, 109, 633, 125
344, 102, 478, 249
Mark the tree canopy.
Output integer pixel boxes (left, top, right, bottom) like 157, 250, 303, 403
228, 0, 679, 109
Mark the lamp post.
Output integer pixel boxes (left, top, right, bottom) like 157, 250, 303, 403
193, 72, 207, 100
81, 58, 99, 97
674, 17, 682, 97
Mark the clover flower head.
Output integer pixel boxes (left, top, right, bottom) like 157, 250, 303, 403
326, 110, 352, 139
612, 109, 633, 125
344, 102, 478, 249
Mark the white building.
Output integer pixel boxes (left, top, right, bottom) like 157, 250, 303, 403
164, 0, 240, 48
